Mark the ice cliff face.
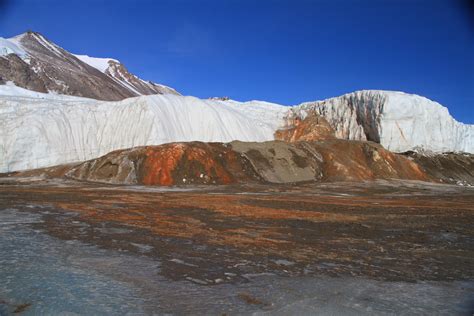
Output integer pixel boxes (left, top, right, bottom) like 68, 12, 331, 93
0, 84, 473, 172
294, 90, 473, 153
0, 85, 286, 172
0, 31, 179, 100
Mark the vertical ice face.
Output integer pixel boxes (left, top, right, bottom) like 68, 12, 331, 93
379, 92, 473, 153
0, 85, 472, 173
294, 90, 473, 153
0, 86, 287, 172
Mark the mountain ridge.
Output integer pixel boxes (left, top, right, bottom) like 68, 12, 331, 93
0, 31, 179, 100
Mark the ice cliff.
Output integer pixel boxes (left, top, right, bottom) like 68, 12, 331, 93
295, 90, 473, 153
0, 85, 286, 172
0, 86, 472, 173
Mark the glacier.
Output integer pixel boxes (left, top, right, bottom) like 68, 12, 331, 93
297, 90, 473, 153
0, 85, 286, 172
0, 85, 472, 172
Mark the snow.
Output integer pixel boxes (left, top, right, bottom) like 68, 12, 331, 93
0, 37, 27, 58
0, 85, 472, 172
73, 54, 119, 73
0, 82, 84, 100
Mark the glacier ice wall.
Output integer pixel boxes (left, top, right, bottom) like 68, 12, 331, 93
0, 86, 472, 173
0, 87, 286, 172
296, 90, 473, 153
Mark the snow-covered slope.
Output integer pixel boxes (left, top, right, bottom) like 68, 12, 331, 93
0, 37, 27, 58
0, 85, 286, 172
73, 54, 118, 73
73, 53, 179, 96
0, 31, 179, 100
294, 90, 473, 153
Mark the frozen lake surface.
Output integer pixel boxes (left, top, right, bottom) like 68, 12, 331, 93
1, 207, 473, 315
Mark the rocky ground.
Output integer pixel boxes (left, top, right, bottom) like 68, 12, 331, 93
10, 140, 472, 186
0, 178, 473, 314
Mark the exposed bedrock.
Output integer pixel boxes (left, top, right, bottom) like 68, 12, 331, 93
0, 31, 179, 100
47, 140, 438, 185
66, 142, 262, 185
403, 151, 474, 186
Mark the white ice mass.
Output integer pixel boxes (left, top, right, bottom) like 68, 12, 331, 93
0, 85, 286, 172
298, 90, 473, 153
0, 84, 472, 172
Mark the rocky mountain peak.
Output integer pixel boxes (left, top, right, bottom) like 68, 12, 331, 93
0, 31, 179, 100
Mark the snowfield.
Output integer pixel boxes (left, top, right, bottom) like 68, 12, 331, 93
73, 54, 119, 73
0, 85, 472, 172
0, 37, 27, 58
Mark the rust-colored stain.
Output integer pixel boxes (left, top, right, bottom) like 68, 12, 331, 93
12, 138, 465, 187
6, 182, 473, 261
140, 144, 245, 186
186, 147, 233, 184
275, 113, 336, 142
313, 140, 432, 182
2, 181, 473, 281
0, 180, 474, 262
142, 144, 185, 185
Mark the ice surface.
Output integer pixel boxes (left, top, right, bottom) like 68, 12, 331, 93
380, 91, 473, 153
0, 87, 287, 172
0, 207, 472, 315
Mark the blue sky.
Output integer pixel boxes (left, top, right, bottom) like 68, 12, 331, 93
1, 0, 473, 123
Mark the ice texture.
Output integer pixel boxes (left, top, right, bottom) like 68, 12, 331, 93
1, 207, 472, 315
0, 85, 286, 172
298, 90, 473, 153
0, 86, 472, 172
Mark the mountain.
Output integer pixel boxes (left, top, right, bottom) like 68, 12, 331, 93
0, 31, 178, 100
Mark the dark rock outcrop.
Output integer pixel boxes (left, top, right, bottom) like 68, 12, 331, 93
0, 31, 179, 100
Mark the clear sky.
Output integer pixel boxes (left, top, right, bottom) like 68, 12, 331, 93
1, 0, 473, 123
